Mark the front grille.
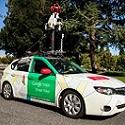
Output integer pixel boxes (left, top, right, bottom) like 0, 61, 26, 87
116, 87, 125, 95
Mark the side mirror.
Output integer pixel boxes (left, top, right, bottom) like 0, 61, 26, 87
40, 68, 52, 75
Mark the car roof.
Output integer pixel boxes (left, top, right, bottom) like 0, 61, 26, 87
11, 55, 63, 65
33, 55, 62, 60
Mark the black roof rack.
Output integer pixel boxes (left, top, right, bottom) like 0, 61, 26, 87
25, 50, 66, 58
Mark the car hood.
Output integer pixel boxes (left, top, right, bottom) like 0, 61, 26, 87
63, 73, 125, 88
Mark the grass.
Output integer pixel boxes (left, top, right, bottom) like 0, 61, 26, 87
114, 76, 125, 83
99, 71, 125, 83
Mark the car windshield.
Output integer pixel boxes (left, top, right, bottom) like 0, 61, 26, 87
48, 58, 87, 74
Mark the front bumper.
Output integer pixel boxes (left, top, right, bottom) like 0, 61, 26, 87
84, 92, 125, 116
101, 95, 125, 116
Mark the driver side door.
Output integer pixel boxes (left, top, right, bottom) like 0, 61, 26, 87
27, 58, 56, 103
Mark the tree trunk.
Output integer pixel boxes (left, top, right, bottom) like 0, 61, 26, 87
90, 40, 96, 73
89, 25, 97, 73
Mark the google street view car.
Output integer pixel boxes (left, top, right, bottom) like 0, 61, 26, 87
1, 55, 125, 118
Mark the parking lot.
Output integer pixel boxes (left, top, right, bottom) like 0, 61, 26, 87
1, 95, 125, 125
0, 96, 125, 125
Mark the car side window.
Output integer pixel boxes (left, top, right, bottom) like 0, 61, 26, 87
32, 60, 49, 74
16, 58, 31, 72
11, 61, 18, 70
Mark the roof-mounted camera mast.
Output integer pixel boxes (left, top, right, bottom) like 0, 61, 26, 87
25, 1, 65, 57
45, 0, 64, 55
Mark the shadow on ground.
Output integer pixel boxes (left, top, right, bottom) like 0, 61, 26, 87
83, 114, 119, 121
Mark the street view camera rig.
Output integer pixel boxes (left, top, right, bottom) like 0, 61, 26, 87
25, 1, 65, 58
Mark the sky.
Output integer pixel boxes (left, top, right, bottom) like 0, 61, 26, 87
0, 0, 7, 29
0, 0, 7, 56
0, 0, 119, 56
109, 47, 119, 55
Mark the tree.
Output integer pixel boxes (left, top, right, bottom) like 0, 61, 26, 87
98, 49, 116, 71
111, 24, 125, 52
0, 0, 125, 72
115, 53, 125, 71
0, 0, 49, 57
97, 0, 125, 22
97, 0, 125, 54
61, 0, 125, 72
61, 1, 109, 72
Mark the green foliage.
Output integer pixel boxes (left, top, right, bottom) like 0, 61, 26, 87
115, 54, 125, 71
61, 0, 125, 72
0, 0, 50, 57
0, 56, 15, 64
97, 0, 125, 21
98, 49, 116, 70
111, 25, 125, 51
115, 76, 125, 83
80, 54, 91, 69
80, 50, 125, 72
0, 0, 125, 71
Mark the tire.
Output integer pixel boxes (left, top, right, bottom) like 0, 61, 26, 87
2, 82, 13, 100
60, 90, 85, 118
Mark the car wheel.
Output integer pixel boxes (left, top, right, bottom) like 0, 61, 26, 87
2, 82, 13, 100
61, 90, 85, 118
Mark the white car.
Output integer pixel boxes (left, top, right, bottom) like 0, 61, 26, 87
1, 55, 125, 118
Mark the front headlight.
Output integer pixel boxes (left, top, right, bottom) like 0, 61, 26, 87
94, 86, 117, 95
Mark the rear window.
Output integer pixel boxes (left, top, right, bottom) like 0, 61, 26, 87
11, 58, 31, 72
11, 60, 18, 70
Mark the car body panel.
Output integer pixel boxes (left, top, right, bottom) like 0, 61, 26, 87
1, 55, 125, 116
28, 72, 56, 102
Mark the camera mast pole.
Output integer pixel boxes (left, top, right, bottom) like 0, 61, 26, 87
45, 1, 63, 53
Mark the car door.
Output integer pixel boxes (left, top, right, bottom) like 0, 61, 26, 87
27, 57, 56, 103
11, 57, 31, 99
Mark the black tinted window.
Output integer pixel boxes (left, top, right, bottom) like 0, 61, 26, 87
48, 59, 86, 74
32, 60, 48, 74
16, 58, 31, 72
11, 61, 18, 70
17, 63, 29, 72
